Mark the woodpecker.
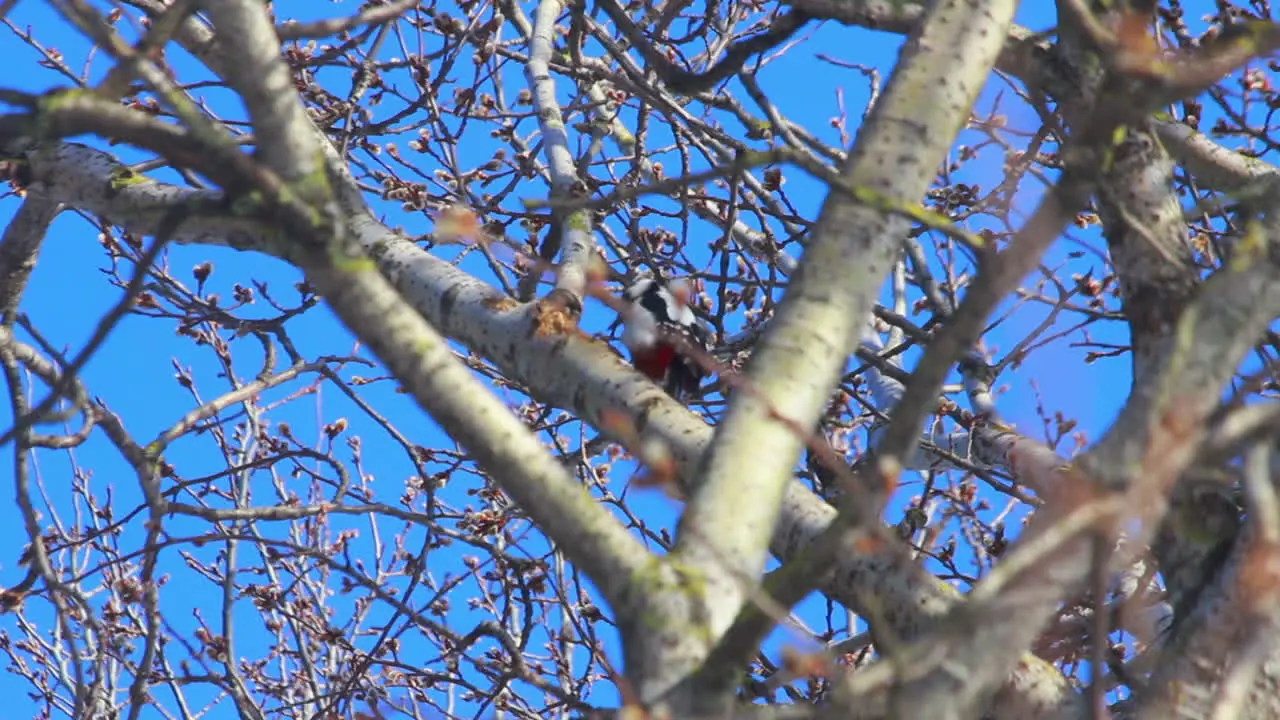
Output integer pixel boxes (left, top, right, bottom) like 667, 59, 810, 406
621, 277, 711, 401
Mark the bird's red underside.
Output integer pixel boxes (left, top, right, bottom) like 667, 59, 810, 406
632, 344, 677, 382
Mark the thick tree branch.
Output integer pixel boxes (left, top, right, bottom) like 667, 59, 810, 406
843, 222, 1280, 718
0, 196, 57, 319
299, 252, 655, 611
666, 0, 1017, 708
275, 0, 419, 41
1155, 119, 1280, 193
640, 0, 1020, 711
1137, 443, 1280, 719
193, 0, 325, 184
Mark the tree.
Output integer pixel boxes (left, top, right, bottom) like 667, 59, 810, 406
1, 0, 1279, 717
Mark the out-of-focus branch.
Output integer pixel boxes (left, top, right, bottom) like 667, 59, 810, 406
0, 326, 90, 413
0, 196, 58, 319
838, 220, 1280, 718
1155, 119, 1280, 194
584, 704, 816, 720
666, 0, 1017, 711
193, 0, 326, 185
1052, 7, 1268, 691
0, 89, 240, 185
275, 0, 418, 41
1138, 442, 1280, 719
784, 0, 928, 34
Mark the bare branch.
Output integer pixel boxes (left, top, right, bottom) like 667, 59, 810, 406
193, 0, 325, 184
522, 0, 597, 301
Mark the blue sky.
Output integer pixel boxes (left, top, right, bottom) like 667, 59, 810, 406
0, 0, 1194, 717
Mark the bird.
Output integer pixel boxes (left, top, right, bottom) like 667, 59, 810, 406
620, 275, 711, 401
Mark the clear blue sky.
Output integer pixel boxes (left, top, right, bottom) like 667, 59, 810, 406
0, 1, 1160, 717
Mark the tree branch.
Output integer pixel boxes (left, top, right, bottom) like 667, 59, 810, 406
594, 0, 811, 94
664, 0, 1018, 711
193, 0, 326, 184
522, 0, 596, 301
841, 219, 1280, 718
